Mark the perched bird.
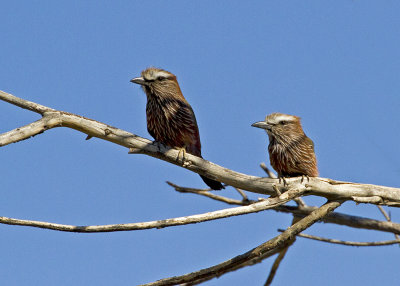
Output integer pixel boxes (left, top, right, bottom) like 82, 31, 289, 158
130, 67, 224, 190
252, 113, 318, 180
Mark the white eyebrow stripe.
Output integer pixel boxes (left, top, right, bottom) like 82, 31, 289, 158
152, 71, 171, 78
274, 114, 296, 122
143, 70, 172, 81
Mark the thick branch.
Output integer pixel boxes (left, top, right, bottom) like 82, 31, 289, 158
1, 90, 400, 207
142, 200, 342, 286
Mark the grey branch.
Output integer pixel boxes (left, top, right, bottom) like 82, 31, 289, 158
0, 187, 304, 232
141, 200, 342, 286
278, 230, 400, 246
276, 205, 400, 235
169, 182, 400, 236
264, 217, 299, 286
1, 90, 400, 207
264, 246, 291, 286
167, 181, 252, 205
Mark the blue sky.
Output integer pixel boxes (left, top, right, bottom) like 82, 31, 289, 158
1, 1, 399, 285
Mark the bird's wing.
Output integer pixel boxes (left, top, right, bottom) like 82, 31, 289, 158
174, 100, 202, 156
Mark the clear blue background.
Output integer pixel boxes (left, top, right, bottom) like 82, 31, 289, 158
1, 1, 399, 285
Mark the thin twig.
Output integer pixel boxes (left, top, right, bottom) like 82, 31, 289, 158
377, 205, 400, 242
277, 229, 400, 247
264, 246, 290, 286
378, 205, 392, 221
141, 200, 343, 286
260, 163, 277, 179
264, 217, 299, 286
293, 198, 306, 208
167, 181, 254, 205
233, 187, 249, 201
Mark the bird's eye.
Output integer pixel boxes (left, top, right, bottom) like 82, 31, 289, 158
157, 76, 165, 81
280, 121, 287, 125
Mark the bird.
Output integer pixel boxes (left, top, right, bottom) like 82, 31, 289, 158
130, 67, 224, 190
252, 113, 318, 181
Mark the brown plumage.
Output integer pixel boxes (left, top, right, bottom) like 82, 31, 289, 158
252, 113, 318, 179
130, 67, 224, 190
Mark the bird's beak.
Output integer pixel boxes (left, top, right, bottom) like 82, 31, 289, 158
130, 77, 147, 86
251, 121, 270, 130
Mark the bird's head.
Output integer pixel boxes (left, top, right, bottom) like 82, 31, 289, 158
130, 67, 183, 99
252, 113, 304, 143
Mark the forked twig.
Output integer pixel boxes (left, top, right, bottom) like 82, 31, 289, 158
377, 205, 400, 242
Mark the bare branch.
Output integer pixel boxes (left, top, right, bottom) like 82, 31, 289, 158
293, 197, 306, 208
260, 162, 277, 178
264, 217, 299, 286
378, 205, 392, 221
141, 200, 342, 286
167, 182, 253, 206
170, 182, 400, 236
233, 187, 249, 202
0, 115, 62, 145
276, 205, 400, 235
0, 187, 304, 232
278, 230, 400, 246
2, 90, 400, 207
264, 245, 290, 286
0, 90, 55, 114
377, 205, 400, 242
259, 162, 306, 207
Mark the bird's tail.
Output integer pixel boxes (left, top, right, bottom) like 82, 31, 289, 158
200, 175, 225, 190
186, 146, 224, 190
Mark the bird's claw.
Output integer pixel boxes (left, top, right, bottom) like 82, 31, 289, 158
278, 176, 288, 186
176, 147, 186, 164
300, 175, 310, 184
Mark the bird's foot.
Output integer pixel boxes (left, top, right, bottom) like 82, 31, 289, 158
300, 175, 310, 184
176, 147, 186, 164
278, 176, 288, 186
